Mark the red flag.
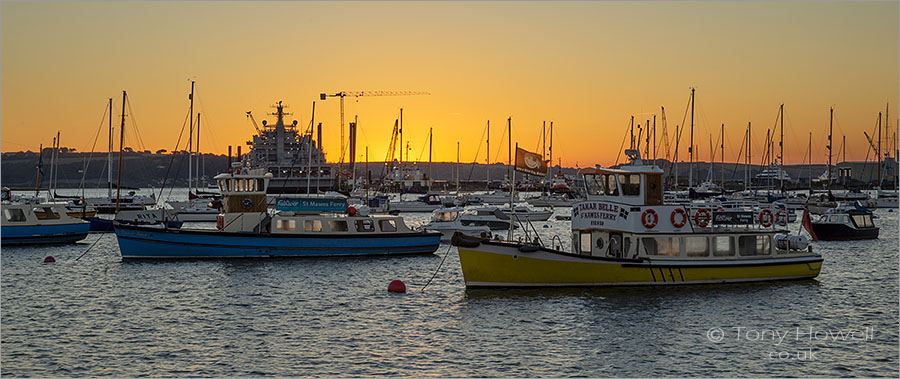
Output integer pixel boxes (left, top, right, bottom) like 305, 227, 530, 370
801, 208, 819, 242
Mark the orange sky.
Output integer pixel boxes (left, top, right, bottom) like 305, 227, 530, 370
2, 1, 897, 167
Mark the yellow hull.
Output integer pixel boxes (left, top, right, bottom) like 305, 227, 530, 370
458, 243, 822, 287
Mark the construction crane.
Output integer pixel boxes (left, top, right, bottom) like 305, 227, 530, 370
319, 90, 430, 176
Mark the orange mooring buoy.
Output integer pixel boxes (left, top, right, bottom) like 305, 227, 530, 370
388, 280, 406, 293
44, 256, 56, 263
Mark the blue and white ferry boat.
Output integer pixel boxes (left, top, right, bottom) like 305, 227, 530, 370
1, 187, 90, 245
114, 164, 442, 258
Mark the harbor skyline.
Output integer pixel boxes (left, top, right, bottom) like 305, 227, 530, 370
2, 1, 897, 168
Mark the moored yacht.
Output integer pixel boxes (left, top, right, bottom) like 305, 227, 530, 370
422, 207, 491, 242
453, 150, 822, 287
1, 188, 90, 245
809, 202, 879, 240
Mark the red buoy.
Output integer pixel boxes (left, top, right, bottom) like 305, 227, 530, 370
388, 280, 406, 293
43, 256, 56, 263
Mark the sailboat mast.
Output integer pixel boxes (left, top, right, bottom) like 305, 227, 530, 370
780, 104, 784, 192
486, 120, 490, 186
34, 144, 42, 196
108, 98, 113, 199
197, 112, 201, 190
508, 115, 514, 241
456, 142, 460, 193
307, 101, 316, 195
878, 111, 883, 187
721, 124, 725, 188
808, 132, 812, 191
827, 107, 833, 190
428, 127, 433, 192
188, 81, 194, 195
549, 121, 553, 180
116, 90, 127, 212
673, 124, 680, 190
689, 87, 695, 188
399, 108, 403, 164
747, 122, 752, 192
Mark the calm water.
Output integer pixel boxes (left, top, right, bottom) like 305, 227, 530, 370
2, 190, 898, 376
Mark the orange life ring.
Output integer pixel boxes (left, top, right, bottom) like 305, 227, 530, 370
641, 209, 659, 229
759, 209, 774, 227
671, 208, 687, 228
775, 209, 788, 226
694, 208, 711, 227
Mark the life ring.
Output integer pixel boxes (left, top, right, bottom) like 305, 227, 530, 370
759, 209, 774, 227
694, 208, 711, 227
775, 209, 788, 226
671, 208, 687, 228
641, 209, 659, 229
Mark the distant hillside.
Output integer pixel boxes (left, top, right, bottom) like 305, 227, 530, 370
2, 149, 888, 190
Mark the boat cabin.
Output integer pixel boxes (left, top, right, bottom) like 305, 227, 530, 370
580, 150, 663, 206
213, 163, 272, 214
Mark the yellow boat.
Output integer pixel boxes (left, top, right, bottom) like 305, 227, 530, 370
455, 150, 822, 287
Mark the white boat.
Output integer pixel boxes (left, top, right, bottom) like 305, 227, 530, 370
526, 193, 581, 207
1, 188, 90, 245
459, 206, 514, 230
874, 189, 899, 208
388, 193, 443, 213
465, 190, 515, 205
494, 205, 553, 222
166, 198, 221, 222
422, 207, 491, 242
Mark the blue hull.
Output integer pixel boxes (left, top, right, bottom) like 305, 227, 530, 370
86, 217, 115, 232
114, 224, 442, 259
2, 223, 90, 245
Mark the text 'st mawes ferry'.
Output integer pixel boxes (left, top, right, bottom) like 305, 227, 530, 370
453, 150, 823, 287
246, 101, 336, 194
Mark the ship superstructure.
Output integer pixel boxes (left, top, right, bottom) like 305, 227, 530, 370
246, 101, 336, 194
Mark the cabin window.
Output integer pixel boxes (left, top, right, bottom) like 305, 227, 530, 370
580, 232, 592, 255
4, 208, 27, 222
329, 220, 349, 232
685, 236, 709, 257
604, 174, 619, 196
34, 207, 60, 220
851, 215, 874, 228
641, 236, 679, 256
738, 235, 771, 256
619, 174, 641, 196
276, 219, 296, 231
356, 219, 375, 232
713, 236, 735, 256
247, 179, 257, 192
584, 174, 605, 196
828, 215, 839, 223
304, 219, 323, 232
217, 179, 226, 192
379, 219, 397, 232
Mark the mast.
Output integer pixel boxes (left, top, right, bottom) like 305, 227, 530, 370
808, 132, 812, 191
652, 115, 657, 162
721, 123, 725, 188
827, 107, 833, 191
196, 112, 201, 190
508, 116, 514, 241
307, 101, 316, 195
629, 116, 634, 149
115, 90, 127, 212
428, 127, 433, 192
107, 98, 113, 199
34, 144, 43, 196
486, 120, 490, 185
399, 108, 404, 164
747, 122, 752, 192
878, 111, 883, 188
549, 121, 553, 180
456, 141, 460, 194
674, 124, 680, 190
188, 81, 194, 195
779, 104, 785, 192
689, 87, 695, 188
